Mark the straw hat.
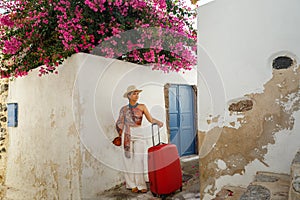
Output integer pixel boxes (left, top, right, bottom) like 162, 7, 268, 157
123, 85, 142, 98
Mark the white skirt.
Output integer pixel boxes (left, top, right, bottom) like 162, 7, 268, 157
122, 126, 147, 190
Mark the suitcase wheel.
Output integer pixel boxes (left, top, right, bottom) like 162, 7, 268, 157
151, 193, 167, 200
151, 192, 158, 197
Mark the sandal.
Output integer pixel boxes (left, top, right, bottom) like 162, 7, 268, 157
131, 187, 139, 193
140, 189, 148, 193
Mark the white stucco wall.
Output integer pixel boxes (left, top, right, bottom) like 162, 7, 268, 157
197, 0, 300, 199
5, 53, 196, 199
72, 53, 196, 198
197, 0, 300, 129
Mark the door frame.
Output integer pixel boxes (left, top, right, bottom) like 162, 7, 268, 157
164, 83, 198, 156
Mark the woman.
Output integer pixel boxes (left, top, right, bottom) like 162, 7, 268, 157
115, 85, 163, 193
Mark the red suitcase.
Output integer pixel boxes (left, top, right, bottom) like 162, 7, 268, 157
148, 123, 182, 198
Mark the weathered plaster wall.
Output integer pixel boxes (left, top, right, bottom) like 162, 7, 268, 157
6, 55, 82, 199
200, 64, 300, 198
197, 0, 300, 199
0, 79, 8, 198
5, 53, 196, 199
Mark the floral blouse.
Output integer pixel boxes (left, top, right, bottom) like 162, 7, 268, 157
116, 104, 143, 157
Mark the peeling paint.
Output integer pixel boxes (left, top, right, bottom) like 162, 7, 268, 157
216, 159, 227, 170
207, 115, 220, 125
67, 124, 77, 137
199, 64, 300, 198
50, 110, 56, 128
225, 112, 245, 129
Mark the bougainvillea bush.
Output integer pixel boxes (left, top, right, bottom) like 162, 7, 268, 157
0, 0, 197, 78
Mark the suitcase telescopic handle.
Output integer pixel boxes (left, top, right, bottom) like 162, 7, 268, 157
151, 123, 161, 146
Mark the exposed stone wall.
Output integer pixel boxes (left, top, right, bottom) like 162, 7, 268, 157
0, 79, 8, 198
228, 99, 253, 112
199, 64, 300, 198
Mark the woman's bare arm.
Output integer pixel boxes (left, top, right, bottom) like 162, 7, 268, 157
139, 104, 163, 127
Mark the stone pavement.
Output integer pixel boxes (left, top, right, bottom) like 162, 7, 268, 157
97, 155, 200, 200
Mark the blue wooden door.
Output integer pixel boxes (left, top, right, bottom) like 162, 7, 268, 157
169, 85, 196, 156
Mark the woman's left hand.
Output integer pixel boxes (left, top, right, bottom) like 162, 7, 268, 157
112, 136, 121, 146
157, 121, 163, 128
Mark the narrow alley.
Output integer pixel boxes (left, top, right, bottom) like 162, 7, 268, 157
97, 155, 200, 200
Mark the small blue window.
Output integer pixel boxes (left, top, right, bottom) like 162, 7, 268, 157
7, 103, 18, 127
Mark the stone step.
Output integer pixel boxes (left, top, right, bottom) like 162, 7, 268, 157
213, 186, 247, 200
214, 150, 300, 200
289, 150, 300, 200
240, 171, 290, 200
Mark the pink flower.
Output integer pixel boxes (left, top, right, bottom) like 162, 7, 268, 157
0, 0, 197, 78
0, 14, 14, 28
129, 50, 141, 62
42, 19, 49, 24
143, 50, 155, 63
111, 27, 120, 35
2, 37, 22, 55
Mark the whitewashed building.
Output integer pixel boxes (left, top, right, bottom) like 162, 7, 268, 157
5, 54, 197, 199
196, 0, 300, 199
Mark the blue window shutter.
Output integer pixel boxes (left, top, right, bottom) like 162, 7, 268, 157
7, 103, 18, 127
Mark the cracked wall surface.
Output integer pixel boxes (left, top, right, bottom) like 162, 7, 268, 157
199, 64, 300, 198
